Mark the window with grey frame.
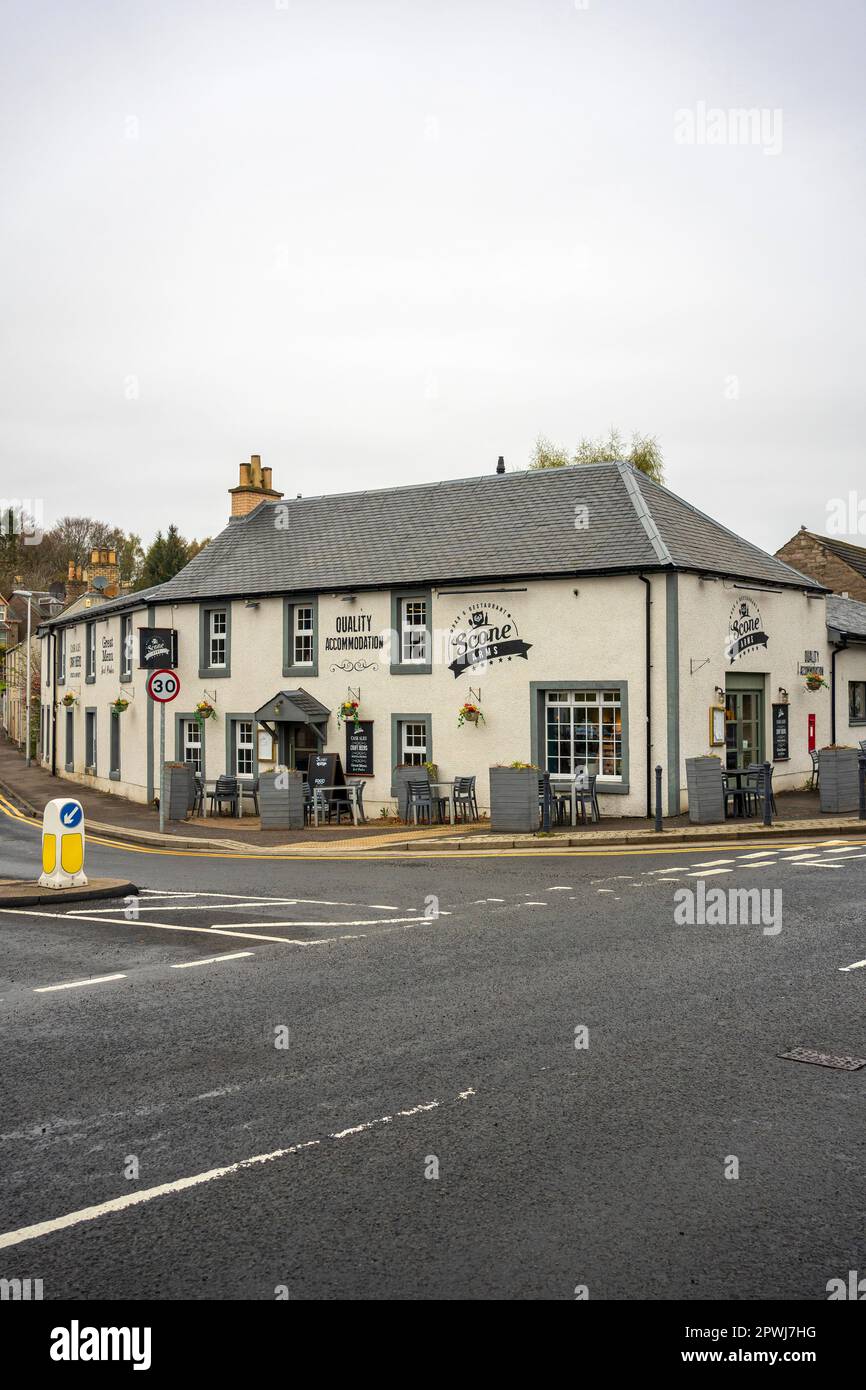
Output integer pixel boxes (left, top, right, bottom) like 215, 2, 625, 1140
544, 689, 623, 779
85, 711, 97, 771
400, 599, 429, 664
293, 605, 314, 666
110, 711, 121, 777
86, 623, 96, 680
57, 627, 66, 683
401, 720, 428, 765
234, 719, 255, 776
209, 609, 227, 667
850, 680, 866, 723
121, 614, 133, 678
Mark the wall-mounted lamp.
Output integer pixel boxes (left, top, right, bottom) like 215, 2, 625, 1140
244, 599, 260, 609
714, 686, 725, 703
777, 687, 789, 704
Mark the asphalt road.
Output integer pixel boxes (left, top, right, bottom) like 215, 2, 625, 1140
1, 809, 864, 1300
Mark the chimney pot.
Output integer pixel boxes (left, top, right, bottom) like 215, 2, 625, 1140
496, 455, 505, 474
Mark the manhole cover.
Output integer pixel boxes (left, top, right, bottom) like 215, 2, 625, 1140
779, 1047, 866, 1072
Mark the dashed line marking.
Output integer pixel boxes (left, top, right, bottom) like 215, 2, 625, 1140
686, 868, 731, 878
0, 1085, 477, 1252
171, 952, 254, 969
34, 973, 126, 994
839, 959, 866, 972
691, 859, 736, 868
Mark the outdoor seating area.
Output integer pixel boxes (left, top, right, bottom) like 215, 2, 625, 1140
722, 763, 776, 820
404, 773, 480, 825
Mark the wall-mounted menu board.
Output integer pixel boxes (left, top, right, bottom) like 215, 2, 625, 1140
772, 703, 789, 761
346, 721, 373, 776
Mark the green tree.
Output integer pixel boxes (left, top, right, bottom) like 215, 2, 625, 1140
138, 525, 194, 588
530, 428, 665, 483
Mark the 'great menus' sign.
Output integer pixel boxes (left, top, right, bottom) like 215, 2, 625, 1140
772, 703, 789, 761
346, 721, 374, 776
447, 601, 531, 678
725, 598, 768, 665
139, 628, 178, 669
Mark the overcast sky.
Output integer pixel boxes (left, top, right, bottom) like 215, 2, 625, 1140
2, 0, 864, 554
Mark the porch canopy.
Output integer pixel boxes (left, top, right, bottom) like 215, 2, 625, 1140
253, 690, 331, 767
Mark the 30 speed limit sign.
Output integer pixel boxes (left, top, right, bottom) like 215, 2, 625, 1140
146, 668, 181, 703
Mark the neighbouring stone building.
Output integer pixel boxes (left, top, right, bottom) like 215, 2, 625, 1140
775, 527, 866, 605
34, 457, 866, 818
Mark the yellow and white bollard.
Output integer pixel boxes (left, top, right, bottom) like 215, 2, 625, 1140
38, 798, 88, 889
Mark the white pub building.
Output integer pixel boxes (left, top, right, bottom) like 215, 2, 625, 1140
36, 456, 866, 819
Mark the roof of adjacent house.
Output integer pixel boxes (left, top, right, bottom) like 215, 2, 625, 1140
798, 530, 866, 582
38, 462, 825, 627
826, 593, 866, 640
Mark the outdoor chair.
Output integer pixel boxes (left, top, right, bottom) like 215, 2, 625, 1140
453, 775, 479, 822
538, 776, 564, 826
302, 780, 316, 825
747, 762, 776, 816
192, 774, 205, 816
859, 739, 866, 754
809, 748, 820, 790
407, 779, 443, 825
346, 779, 368, 823
574, 772, 601, 824
722, 771, 753, 818
239, 776, 259, 816
209, 775, 239, 816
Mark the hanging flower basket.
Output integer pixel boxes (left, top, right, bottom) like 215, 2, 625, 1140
194, 699, 216, 725
805, 674, 828, 692
61, 692, 76, 708
457, 701, 485, 727
111, 697, 130, 715
338, 699, 360, 729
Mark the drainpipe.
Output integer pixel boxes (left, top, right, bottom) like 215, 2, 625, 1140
50, 628, 57, 776
831, 637, 846, 745
639, 575, 652, 818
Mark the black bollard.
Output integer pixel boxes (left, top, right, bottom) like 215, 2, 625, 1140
859, 753, 866, 821
762, 761, 773, 826
542, 771, 551, 832
654, 763, 663, 832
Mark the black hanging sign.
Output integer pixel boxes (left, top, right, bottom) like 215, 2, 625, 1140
139, 628, 178, 669
346, 721, 374, 776
772, 703, 789, 762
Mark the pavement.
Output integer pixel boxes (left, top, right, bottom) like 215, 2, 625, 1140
0, 796, 864, 1300
2, 736, 864, 856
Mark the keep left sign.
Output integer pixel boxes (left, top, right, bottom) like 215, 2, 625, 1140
38, 798, 88, 889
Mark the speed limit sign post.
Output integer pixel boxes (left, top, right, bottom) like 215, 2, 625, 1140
147, 669, 181, 834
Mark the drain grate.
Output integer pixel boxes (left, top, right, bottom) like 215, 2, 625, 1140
779, 1046, 866, 1072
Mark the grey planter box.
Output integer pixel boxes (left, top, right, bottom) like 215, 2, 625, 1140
489, 766, 539, 834
259, 770, 305, 829
685, 757, 725, 824
818, 748, 860, 814
164, 763, 194, 821
392, 765, 430, 821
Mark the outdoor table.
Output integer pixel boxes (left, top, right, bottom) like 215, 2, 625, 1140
312, 783, 367, 827
724, 766, 758, 818
428, 780, 457, 825
548, 775, 590, 827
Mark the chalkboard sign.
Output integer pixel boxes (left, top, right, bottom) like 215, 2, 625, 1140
346, 721, 374, 776
772, 703, 789, 762
305, 752, 346, 798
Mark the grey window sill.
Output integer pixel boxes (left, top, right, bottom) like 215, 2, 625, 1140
109, 770, 121, 781
390, 663, 433, 676
198, 668, 230, 680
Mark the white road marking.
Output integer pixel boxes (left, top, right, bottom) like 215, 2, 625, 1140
783, 854, 821, 862
548, 886, 572, 890
597, 888, 615, 894
523, 902, 548, 907
368, 904, 400, 911
485, 898, 505, 902
738, 852, 779, 860
686, 868, 731, 878
0, 1086, 477, 1252
839, 959, 866, 972
795, 862, 842, 869
213, 915, 428, 930
691, 859, 736, 867
171, 952, 254, 969
823, 847, 866, 855
1, 908, 316, 947
34, 973, 126, 994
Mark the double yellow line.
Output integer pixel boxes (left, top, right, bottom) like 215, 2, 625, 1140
2, 791, 865, 863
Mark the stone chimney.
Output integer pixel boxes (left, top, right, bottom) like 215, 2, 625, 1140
84, 548, 120, 598
66, 560, 86, 603
229, 454, 284, 518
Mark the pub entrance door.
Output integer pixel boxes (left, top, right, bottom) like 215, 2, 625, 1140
725, 685, 765, 770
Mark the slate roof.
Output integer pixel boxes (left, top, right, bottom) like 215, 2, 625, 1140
39, 463, 825, 626
805, 531, 866, 582
826, 594, 866, 640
